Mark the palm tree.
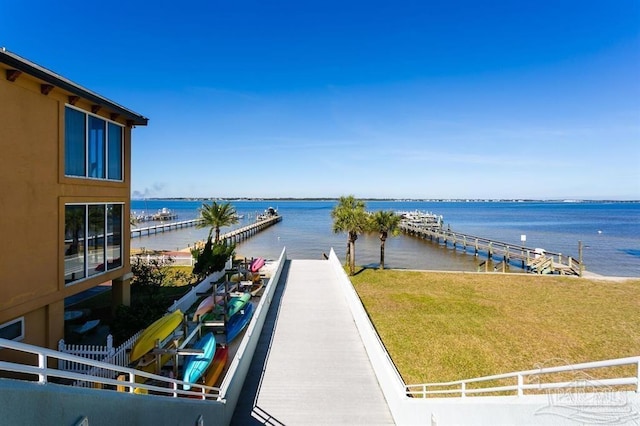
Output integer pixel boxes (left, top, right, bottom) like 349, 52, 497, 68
197, 201, 239, 243
331, 195, 368, 275
369, 210, 401, 270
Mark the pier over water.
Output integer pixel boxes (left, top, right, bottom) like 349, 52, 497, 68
398, 211, 584, 276
131, 215, 282, 244
131, 218, 204, 238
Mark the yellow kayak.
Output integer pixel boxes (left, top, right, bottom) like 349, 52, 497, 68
130, 310, 184, 362
135, 335, 182, 375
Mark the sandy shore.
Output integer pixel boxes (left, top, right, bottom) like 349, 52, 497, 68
134, 246, 638, 282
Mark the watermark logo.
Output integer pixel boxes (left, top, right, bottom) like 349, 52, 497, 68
532, 359, 639, 425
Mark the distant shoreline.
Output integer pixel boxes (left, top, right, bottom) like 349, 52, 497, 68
131, 197, 640, 203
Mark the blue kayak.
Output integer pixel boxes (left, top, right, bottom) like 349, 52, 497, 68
182, 332, 216, 390
226, 302, 255, 343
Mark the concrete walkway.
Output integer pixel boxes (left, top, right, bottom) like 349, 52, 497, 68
231, 259, 394, 425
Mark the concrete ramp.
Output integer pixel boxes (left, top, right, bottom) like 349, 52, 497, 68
232, 259, 394, 425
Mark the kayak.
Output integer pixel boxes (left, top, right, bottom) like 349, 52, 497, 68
182, 332, 217, 390
226, 302, 254, 343
227, 292, 251, 318
130, 310, 184, 362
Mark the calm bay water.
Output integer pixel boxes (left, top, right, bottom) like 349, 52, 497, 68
131, 200, 640, 277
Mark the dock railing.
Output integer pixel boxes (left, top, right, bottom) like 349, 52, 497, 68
131, 218, 204, 238
399, 222, 583, 276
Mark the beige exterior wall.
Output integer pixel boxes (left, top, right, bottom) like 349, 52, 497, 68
0, 64, 135, 349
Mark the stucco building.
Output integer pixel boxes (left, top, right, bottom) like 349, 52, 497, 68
0, 48, 147, 350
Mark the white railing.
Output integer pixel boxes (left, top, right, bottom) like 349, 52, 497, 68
0, 249, 287, 409
219, 247, 287, 402
406, 356, 640, 398
55, 264, 228, 387
0, 337, 221, 400
130, 254, 195, 267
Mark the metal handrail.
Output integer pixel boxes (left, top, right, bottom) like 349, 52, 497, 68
0, 337, 221, 400
405, 356, 640, 398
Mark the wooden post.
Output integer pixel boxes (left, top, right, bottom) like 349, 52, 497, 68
578, 240, 583, 277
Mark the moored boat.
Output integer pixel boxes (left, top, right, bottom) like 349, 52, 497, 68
151, 208, 178, 221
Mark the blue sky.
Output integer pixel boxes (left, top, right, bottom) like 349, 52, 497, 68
2, 1, 639, 199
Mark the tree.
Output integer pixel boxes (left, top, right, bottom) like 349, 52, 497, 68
331, 195, 368, 276
192, 237, 236, 279
197, 201, 239, 243
130, 254, 174, 299
65, 205, 84, 255
111, 255, 174, 343
369, 210, 401, 270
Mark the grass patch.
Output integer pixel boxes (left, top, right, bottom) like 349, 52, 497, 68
166, 265, 198, 287
350, 269, 640, 385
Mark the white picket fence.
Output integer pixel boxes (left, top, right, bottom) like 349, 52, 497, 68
130, 253, 195, 267
57, 260, 232, 386
58, 331, 142, 384
58, 265, 227, 379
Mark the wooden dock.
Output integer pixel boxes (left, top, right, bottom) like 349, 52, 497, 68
131, 218, 204, 238
399, 221, 584, 276
131, 215, 282, 245
219, 215, 282, 245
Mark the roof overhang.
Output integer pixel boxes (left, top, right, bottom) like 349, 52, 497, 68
0, 48, 148, 126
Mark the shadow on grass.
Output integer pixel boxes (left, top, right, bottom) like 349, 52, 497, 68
351, 264, 382, 276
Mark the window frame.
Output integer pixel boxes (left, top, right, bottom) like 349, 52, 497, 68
64, 202, 124, 286
64, 105, 125, 182
0, 317, 25, 341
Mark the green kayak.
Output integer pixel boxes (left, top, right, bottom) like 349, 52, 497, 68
227, 293, 251, 318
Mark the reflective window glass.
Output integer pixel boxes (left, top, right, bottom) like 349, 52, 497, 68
65, 205, 86, 284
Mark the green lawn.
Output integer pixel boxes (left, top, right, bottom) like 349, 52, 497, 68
350, 269, 640, 385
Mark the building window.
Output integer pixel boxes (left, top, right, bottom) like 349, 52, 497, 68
65, 203, 123, 285
107, 204, 123, 270
64, 106, 123, 181
88, 116, 106, 179
108, 123, 123, 180
65, 205, 86, 283
0, 317, 24, 341
65, 107, 86, 177
87, 205, 105, 276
